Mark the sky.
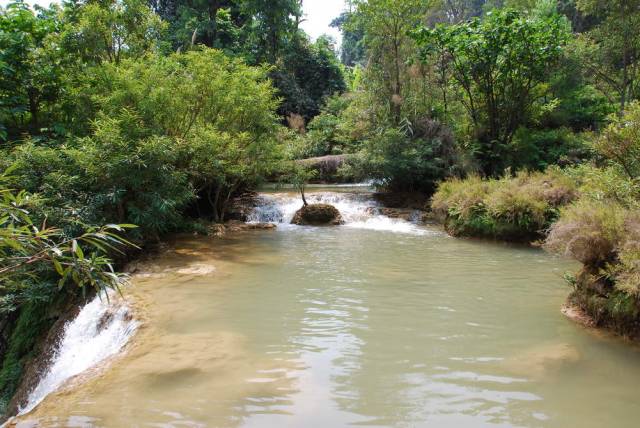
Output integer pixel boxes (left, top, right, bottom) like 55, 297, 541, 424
1, 0, 347, 46
300, 0, 346, 45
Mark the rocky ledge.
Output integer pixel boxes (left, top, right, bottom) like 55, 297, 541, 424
291, 204, 343, 226
209, 220, 276, 237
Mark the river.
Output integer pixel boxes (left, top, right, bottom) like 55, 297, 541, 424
12, 188, 640, 427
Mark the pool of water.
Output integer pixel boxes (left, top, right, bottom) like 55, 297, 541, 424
15, 190, 640, 427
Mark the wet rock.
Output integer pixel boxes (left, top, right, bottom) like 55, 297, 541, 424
377, 207, 419, 221
225, 192, 260, 222
291, 204, 343, 226
208, 221, 277, 237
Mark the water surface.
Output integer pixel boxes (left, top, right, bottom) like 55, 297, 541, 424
17, 191, 640, 427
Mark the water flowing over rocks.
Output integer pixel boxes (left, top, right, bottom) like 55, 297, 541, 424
17, 295, 138, 417
247, 190, 431, 235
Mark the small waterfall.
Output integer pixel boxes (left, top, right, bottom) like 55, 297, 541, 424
19, 295, 138, 415
248, 191, 428, 235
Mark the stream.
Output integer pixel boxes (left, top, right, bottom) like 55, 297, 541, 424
13, 187, 640, 427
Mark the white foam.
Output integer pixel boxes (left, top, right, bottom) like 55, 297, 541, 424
249, 192, 427, 235
20, 295, 138, 415
345, 216, 428, 235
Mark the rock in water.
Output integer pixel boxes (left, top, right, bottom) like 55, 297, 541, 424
291, 203, 343, 226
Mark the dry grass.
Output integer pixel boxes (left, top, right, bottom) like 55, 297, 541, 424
545, 200, 626, 266
431, 169, 578, 240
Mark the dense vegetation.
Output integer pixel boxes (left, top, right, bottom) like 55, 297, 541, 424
1, 0, 640, 416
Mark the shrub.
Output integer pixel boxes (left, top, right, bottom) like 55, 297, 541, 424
509, 127, 592, 171
593, 102, 640, 180
363, 118, 460, 193
545, 200, 627, 266
545, 201, 640, 336
432, 169, 578, 241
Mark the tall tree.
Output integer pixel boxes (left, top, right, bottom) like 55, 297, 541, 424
330, 10, 365, 66
414, 8, 568, 175
354, 0, 434, 125
575, 0, 640, 113
65, 0, 165, 65
242, 0, 302, 63
0, 1, 62, 138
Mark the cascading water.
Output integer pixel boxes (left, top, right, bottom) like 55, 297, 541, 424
248, 191, 428, 235
19, 295, 138, 416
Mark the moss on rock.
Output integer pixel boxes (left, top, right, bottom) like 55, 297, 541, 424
291, 204, 343, 226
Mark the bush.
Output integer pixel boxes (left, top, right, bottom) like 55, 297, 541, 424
363, 118, 460, 193
432, 169, 578, 241
509, 127, 592, 171
545, 200, 627, 266
545, 201, 640, 336
593, 102, 640, 180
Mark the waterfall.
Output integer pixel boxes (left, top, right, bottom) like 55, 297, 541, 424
248, 191, 428, 235
19, 295, 138, 416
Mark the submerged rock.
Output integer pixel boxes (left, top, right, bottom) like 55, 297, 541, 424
208, 221, 276, 237
291, 203, 343, 226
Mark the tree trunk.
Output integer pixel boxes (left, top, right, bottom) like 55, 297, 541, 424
27, 89, 39, 134
207, 1, 221, 47
392, 34, 402, 125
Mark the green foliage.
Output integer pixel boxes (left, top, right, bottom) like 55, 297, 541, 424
0, 1, 63, 139
562, 164, 640, 209
543, 107, 640, 335
299, 94, 354, 158
67, 0, 166, 65
593, 102, 640, 179
0, 301, 51, 414
545, 199, 628, 266
354, 0, 432, 125
363, 118, 461, 193
414, 8, 569, 175
432, 169, 578, 240
282, 162, 317, 206
0, 170, 136, 312
574, 0, 640, 113
509, 127, 592, 170
271, 36, 346, 120
545, 198, 640, 335
330, 10, 366, 67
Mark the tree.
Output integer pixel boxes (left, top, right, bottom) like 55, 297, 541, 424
271, 35, 346, 120
593, 102, 640, 180
241, 0, 302, 63
90, 48, 283, 223
149, 0, 247, 52
414, 8, 568, 175
575, 0, 640, 114
65, 0, 165, 65
0, 1, 62, 138
354, 0, 434, 125
330, 10, 365, 66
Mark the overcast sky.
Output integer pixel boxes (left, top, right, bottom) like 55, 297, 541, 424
300, 0, 346, 44
1, 0, 347, 45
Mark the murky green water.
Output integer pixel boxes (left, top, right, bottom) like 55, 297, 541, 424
17, 192, 640, 428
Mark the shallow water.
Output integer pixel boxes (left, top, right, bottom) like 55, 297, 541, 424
16, 190, 640, 427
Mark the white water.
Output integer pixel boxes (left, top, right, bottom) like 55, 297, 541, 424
248, 191, 429, 235
19, 295, 138, 415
